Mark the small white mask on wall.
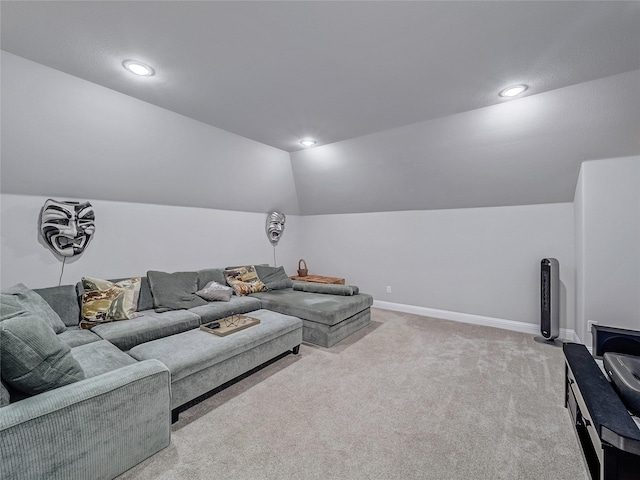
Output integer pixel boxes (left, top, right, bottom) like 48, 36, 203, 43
266, 211, 286, 246
40, 199, 96, 257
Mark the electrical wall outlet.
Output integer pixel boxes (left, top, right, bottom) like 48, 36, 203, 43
386, 286, 392, 294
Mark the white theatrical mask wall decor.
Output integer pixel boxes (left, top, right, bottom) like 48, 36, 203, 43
40, 199, 96, 257
265, 211, 286, 247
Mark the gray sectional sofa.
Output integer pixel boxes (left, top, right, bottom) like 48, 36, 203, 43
0, 265, 372, 480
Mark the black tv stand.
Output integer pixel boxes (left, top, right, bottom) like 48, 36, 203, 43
563, 343, 640, 480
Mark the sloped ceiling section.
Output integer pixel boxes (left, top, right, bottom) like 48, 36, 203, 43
0, 52, 301, 215
1, 2, 639, 215
290, 70, 640, 215
2, 1, 639, 152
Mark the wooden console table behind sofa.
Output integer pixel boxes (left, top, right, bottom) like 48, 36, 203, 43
289, 275, 345, 284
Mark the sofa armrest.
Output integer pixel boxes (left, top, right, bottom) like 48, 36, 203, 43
292, 281, 360, 296
0, 359, 171, 480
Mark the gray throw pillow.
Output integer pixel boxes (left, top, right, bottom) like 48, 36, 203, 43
196, 281, 233, 302
0, 312, 85, 395
1, 295, 25, 321
1, 283, 67, 333
255, 265, 293, 290
147, 270, 208, 312
0, 379, 10, 407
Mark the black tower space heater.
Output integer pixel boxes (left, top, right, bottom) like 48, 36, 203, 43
540, 258, 560, 340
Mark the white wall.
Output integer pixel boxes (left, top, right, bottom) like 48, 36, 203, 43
2, 193, 575, 335
1, 52, 299, 215
574, 156, 640, 343
0, 194, 301, 290
299, 203, 575, 331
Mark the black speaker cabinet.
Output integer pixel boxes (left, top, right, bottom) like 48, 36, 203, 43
540, 258, 559, 340
592, 324, 640, 359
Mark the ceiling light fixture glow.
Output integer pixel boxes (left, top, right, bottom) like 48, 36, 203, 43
499, 84, 528, 98
300, 139, 317, 147
123, 60, 155, 76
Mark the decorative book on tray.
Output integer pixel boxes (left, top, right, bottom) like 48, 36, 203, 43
200, 314, 260, 336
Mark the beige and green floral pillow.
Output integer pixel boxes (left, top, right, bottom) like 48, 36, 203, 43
80, 277, 141, 329
224, 266, 267, 296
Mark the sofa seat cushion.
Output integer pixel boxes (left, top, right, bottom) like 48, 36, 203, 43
57, 327, 102, 348
129, 309, 301, 382
250, 289, 373, 326
188, 296, 262, 324
71, 340, 138, 378
91, 310, 201, 351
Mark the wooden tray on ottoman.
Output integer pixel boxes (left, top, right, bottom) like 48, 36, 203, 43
200, 315, 260, 336
289, 275, 345, 285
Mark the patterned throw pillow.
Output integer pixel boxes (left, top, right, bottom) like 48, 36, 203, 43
196, 281, 233, 302
80, 277, 141, 329
224, 266, 267, 296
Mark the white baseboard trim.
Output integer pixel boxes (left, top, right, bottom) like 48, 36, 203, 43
373, 300, 580, 343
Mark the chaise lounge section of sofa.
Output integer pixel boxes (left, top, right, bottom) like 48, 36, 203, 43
251, 282, 372, 347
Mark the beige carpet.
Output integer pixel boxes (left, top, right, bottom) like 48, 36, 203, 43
118, 308, 588, 480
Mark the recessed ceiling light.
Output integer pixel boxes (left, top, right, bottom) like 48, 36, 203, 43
499, 84, 528, 98
300, 139, 317, 147
123, 60, 155, 76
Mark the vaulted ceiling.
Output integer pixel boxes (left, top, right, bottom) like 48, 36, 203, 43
2, 1, 639, 214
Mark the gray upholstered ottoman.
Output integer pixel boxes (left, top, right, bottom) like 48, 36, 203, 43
128, 309, 302, 420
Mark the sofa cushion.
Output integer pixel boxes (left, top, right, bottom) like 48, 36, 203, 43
33, 284, 80, 328
1, 284, 67, 333
71, 340, 138, 378
0, 379, 10, 407
136, 276, 155, 311
57, 327, 102, 348
292, 282, 359, 296
0, 312, 84, 395
255, 265, 293, 290
129, 309, 302, 382
80, 277, 141, 329
250, 289, 374, 326
197, 268, 227, 289
0, 294, 25, 321
196, 281, 233, 302
189, 295, 262, 324
90, 309, 201, 351
80, 276, 154, 312
147, 270, 207, 312
224, 266, 267, 296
